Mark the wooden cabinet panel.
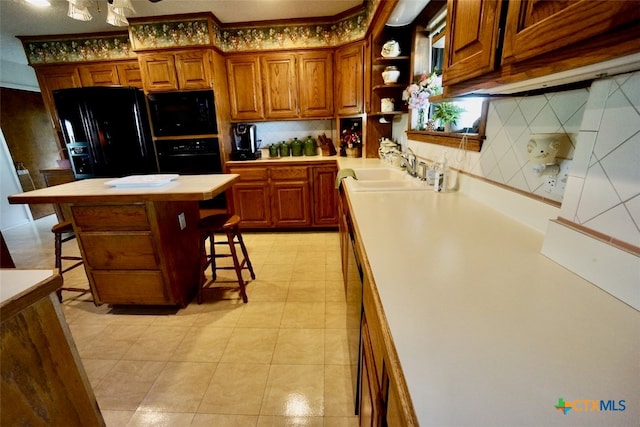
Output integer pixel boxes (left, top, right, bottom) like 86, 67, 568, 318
231, 182, 272, 228
1, 273, 104, 426
79, 63, 120, 86
35, 65, 82, 129
359, 317, 382, 427
227, 55, 265, 120
502, 0, 640, 65
298, 51, 334, 118
443, 0, 502, 86
228, 167, 268, 181
271, 166, 308, 180
261, 53, 298, 118
335, 42, 364, 115
175, 50, 212, 89
139, 53, 178, 91
116, 61, 143, 88
71, 204, 149, 231
80, 233, 158, 270
271, 181, 311, 227
91, 271, 168, 305
312, 165, 338, 226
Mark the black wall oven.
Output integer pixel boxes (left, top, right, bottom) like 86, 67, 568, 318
155, 138, 226, 209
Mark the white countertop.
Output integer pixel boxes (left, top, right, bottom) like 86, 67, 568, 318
338, 158, 640, 426
0, 269, 56, 304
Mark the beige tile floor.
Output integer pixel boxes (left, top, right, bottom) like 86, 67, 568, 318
3, 214, 360, 427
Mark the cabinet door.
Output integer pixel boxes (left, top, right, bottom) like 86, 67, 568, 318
116, 61, 143, 88
261, 53, 298, 119
335, 42, 364, 115
231, 182, 271, 228
35, 65, 82, 130
227, 55, 265, 120
78, 63, 120, 86
175, 50, 212, 90
297, 51, 334, 118
443, 0, 502, 86
502, 0, 640, 65
312, 166, 338, 226
271, 181, 311, 227
359, 317, 383, 427
139, 53, 178, 91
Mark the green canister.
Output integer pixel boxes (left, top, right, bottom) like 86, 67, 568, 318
291, 138, 304, 156
280, 141, 291, 157
304, 136, 317, 156
268, 143, 280, 158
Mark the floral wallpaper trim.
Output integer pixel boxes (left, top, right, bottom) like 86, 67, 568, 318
23, 0, 380, 64
216, 0, 377, 52
129, 19, 213, 50
24, 35, 134, 65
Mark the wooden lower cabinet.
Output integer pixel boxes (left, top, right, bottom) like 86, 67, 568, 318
227, 161, 338, 229
232, 182, 272, 228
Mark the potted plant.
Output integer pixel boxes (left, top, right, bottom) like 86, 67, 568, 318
433, 102, 465, 133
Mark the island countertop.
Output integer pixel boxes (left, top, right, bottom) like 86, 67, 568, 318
8, 174, 238, 204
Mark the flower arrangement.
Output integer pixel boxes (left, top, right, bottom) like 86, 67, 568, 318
402, 71, 441, 110
340, 123, 362, 157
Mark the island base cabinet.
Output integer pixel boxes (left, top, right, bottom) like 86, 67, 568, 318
1, 273, 104, 426
67, 201, 201, 307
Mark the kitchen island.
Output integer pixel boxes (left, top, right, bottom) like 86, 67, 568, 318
8, 174, 238, 307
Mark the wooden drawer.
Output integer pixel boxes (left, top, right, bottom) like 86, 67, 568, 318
228, 167, 268, 181
271, 166, 308, 180
92, 271, 169, 305
79, 233, 158, 270
72, 204, 149, 231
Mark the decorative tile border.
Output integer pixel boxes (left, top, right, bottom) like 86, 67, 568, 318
23, 0, 380, 64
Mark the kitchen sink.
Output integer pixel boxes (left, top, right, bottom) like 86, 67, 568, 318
351, 168, 407, 181
344, 168, 429, 192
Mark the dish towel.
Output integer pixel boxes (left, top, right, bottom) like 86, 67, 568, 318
335, 168, 357, 189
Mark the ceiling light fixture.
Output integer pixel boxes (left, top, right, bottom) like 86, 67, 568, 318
25, 0, 51, 7
386, 0, 431, 27
67, 0, 138, 27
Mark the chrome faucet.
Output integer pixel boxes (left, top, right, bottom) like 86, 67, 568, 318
402, 146, 418, 177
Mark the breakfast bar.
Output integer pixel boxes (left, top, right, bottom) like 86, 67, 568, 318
8, 174, 238, 307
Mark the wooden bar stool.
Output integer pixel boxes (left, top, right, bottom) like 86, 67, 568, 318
52, 220, 87, 302
198, 213, 255, 304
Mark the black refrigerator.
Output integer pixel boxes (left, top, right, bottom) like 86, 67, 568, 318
53, 86, 158, 179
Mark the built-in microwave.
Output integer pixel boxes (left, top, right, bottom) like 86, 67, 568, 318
147, 90, 218, 137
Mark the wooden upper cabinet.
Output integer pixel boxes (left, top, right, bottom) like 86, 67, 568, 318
138, 53, 178, 91
261, 53, 298, 119
227, 55, 265, 121
335, 42, 364, 116
116, 61, 143, 88
79, 63, 120, 86
502, 0, 640, 65
297, 51, 334, 118
443, 0, 502, 86
35, 65, 82, 129
227, 50, 334, 121
175, 50, 212, 90
138, 49, 212, 91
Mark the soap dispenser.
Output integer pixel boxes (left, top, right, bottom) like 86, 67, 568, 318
434, 151, 448, 192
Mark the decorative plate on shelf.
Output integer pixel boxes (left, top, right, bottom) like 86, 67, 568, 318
105, 174, 179, 188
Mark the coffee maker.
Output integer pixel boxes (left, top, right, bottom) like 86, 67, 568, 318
231, 123, 258, 160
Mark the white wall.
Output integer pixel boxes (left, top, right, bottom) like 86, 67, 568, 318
1, 129, 32, 231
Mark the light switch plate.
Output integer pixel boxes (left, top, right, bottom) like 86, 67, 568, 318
178, 212, 186, 230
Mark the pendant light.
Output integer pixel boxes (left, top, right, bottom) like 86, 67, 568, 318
67, 0, 92, 21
